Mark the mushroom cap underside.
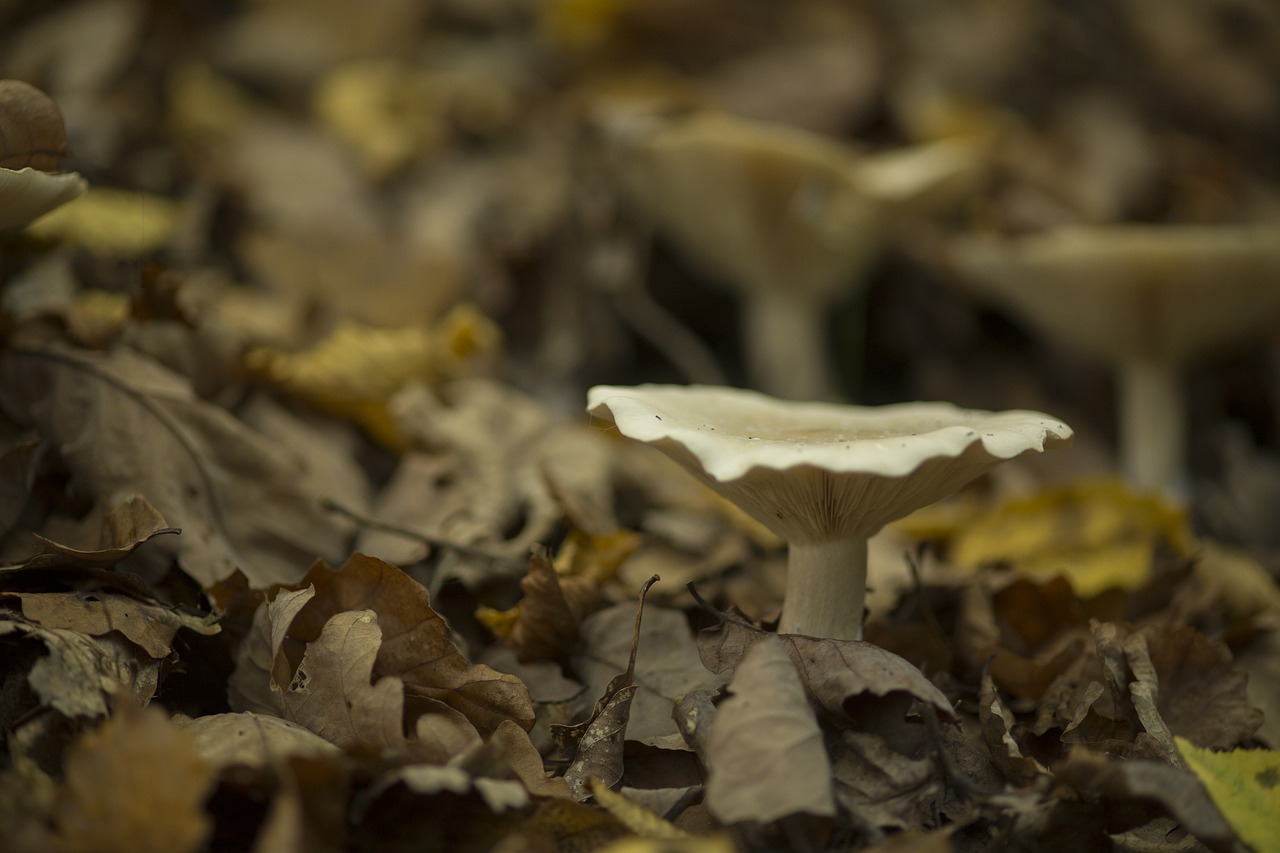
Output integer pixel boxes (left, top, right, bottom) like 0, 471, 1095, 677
588, 384, 1072, 542
950, 224, 1280, 365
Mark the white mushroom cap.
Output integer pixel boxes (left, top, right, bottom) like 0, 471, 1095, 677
0, 166, 86, 231
949, 224, 1280, 366
588, 384, 1073, 543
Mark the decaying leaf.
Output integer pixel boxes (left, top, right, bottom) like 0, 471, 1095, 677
286, 553, 535, 736
389, 378, 616, 558
574, 597, 729, 746
0, 344, 353, 588
978, 670, 1048, 786
1176, 736, 1280, 853
705, 634, 836, 824
0, 616, 161, 755
1055, 748, 1238, 852
699, 618, 955, 727
478, 548, 591, 662
554, 575, 659, 800
8, 589, 217, 659
37, 701, 217, 853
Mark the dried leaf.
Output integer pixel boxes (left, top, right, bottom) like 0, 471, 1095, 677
1133, 624, 1262, 750
280, 609, 412, 755
12, 589, 218, 659
25, 187, 181, 256
588, 777, 690, 839
829, 728, 938, 832
228, 585, 316, 717
574, 600, 728, 746
246, 305, 500, 448
553, 576, 658, 800
705, 634, 836, 824
0, 345, 352, 588
1055, 749, 1237, 852
178, 711, 342, 769
1176, 736, 1280, 853
288, 553, 535, 736
949, 479, 1195, 597
699, 619, 955, 726
23, 493, 178, 569
978, 670, 1047, 786
45, 702, 217, 853
0, 617, 158, 729
479, 548, 592, 662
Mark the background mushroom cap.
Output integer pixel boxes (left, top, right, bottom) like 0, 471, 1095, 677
948, 224, 1280, 365
588, 384, 1073, 542
613, 111, 883, 300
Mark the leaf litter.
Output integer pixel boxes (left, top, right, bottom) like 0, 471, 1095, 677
2, 2, 1279, 852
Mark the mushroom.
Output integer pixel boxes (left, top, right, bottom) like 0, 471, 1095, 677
587, 384, 1072, 640
947, 224, 1280, 498
609, 111, 978, 400
0, 80, 86, 230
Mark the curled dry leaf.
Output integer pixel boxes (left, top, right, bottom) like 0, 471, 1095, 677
21, 493, 179, 570
9, 590, 218, 659
0, 617, 160, 736
553, 576, 657, 801
0, 345, 352, 588
480, 549, 589, 662
1035, 621, 1262, 755
705, 634, 836, 824
287, 553, 536, 737
573, 600, 729, 746
699, 619, 955, 727
1055, 748, 1237, 852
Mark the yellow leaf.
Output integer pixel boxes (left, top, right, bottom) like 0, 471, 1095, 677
245, 304, 500, 447
554, 529, 643, 582
1176, 736, 1280, 853
948, 478, 1194, 597
313, 60, 450, 179
539, 0, 626, 52
476, 604, 520, 640
595, 839, 738, 853
66, 289, 130, 348
588, 778, 689, 840
26, 187, 181, 256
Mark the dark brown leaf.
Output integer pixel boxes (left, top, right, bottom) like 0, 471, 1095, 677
287, 553, 535, 736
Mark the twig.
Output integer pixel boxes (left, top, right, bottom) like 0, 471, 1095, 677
320, 498, 529, 568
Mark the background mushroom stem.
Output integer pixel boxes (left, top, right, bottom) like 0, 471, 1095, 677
742, 289, 837, 401
778, 536, 868, 640
1118, 357, 1186, 499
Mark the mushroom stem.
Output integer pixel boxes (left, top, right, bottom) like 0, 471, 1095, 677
741, 289, 836, 401
1118, 357, 1186, 499
778, 536, 868, 640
